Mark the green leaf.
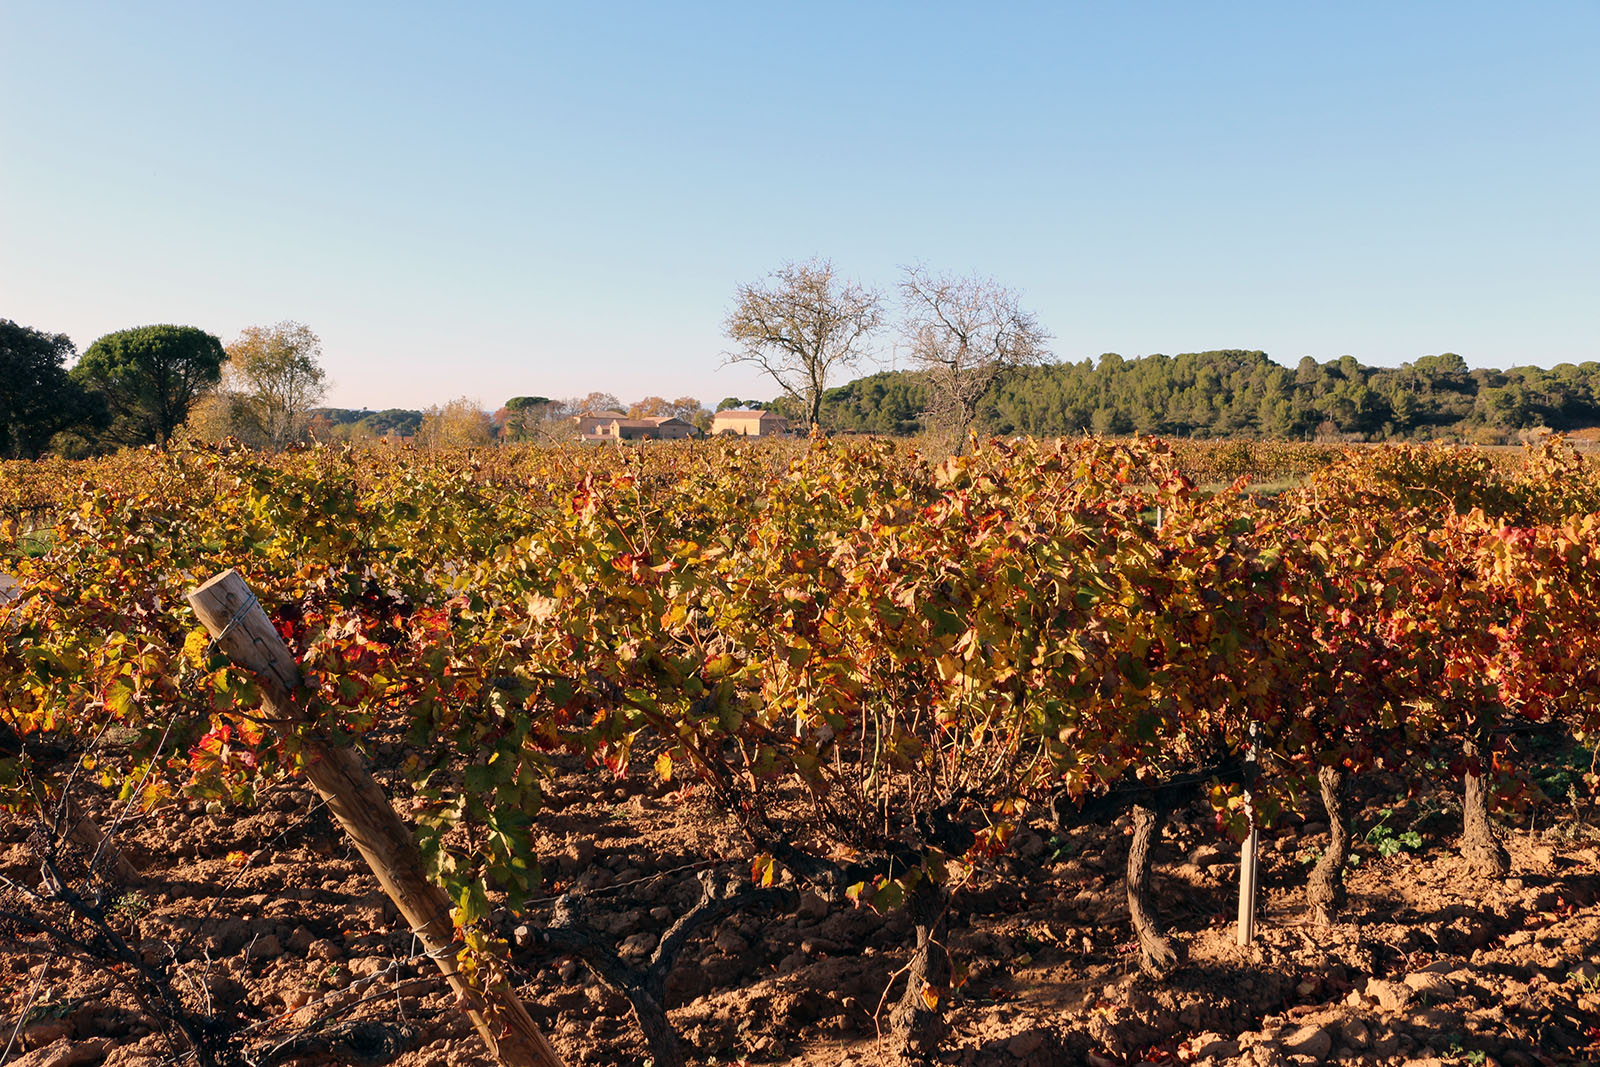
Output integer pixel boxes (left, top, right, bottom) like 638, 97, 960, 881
452, 880, 490, 926
463, 764, 496, 794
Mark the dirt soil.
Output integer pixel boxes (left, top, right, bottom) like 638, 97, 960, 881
3, 752, 1598, 1067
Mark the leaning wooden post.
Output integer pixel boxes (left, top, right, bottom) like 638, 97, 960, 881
188, 570, 567, 1067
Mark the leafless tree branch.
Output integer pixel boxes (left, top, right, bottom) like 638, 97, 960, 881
723, 259, 883, 431
899, 266, 1050, 451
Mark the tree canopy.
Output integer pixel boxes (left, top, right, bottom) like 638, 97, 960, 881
73, 325, 227, 446
0, 319, 102, 459
418, 397, 494, 448
314, 408, 424, 441
811, 350, 1600, 442
224, 321, 329, 448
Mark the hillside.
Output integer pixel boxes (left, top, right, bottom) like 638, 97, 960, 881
812, 351, 1600, 442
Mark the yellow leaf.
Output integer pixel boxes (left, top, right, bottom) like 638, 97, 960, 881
654, 751, 673, 782
920, 983, 944, 1010
105, 681, 134, 718
183, 629, 211, 669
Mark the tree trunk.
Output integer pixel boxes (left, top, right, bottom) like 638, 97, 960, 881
1307, 765, 1349, 924
188, 570, 567, 1067
888, 878, 951, 1058
1461, 739, 1509, 878
1127, 801, 1180, 978
951, 411, 972, 457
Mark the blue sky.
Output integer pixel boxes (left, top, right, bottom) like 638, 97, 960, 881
4, 2, 1596, 410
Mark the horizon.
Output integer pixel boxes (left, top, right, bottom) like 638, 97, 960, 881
292, 345, 1600, 417
5, 3, 1595, 410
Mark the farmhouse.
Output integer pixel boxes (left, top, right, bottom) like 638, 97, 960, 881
572, 410, 629, 437
711, 409, 789, 436
640, 416, 696, 440
575, 412, 698, 443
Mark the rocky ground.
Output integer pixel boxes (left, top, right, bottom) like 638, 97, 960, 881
2, 746, 1597, 1067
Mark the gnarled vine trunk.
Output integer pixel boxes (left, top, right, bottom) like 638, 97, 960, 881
528, 871, 796, 1067
1307, 765, 1349, 924
889, 878, 951, 1058
1127, 801, 1180, 978
1461, 738, 1509, 878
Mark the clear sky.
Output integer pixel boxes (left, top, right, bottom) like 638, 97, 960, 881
4, 2, 1596, 411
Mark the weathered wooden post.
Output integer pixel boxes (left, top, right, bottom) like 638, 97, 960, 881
188, 570, 567, 1067
1236, 819, 1259, 946
1236, 723, 1260, 947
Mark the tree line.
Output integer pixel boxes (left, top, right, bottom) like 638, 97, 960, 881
720, 258, 1600, 445
3, 314, 769, 456
308, 394, 755, 448
807, 349, 1600, 443
1, 319, 326, 459
281, 394, 792, 448
11, 296, 1597, 459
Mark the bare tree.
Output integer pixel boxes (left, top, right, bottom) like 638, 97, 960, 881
723, 259, 883, 431
900, 266, 1050, 450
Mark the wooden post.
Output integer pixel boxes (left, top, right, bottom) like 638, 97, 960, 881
1236, 723, 1260, 947
187, 570, 567, 1067
1236, 821, 1259, 946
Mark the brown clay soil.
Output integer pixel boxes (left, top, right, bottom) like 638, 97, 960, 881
3, 744, 1599, 1067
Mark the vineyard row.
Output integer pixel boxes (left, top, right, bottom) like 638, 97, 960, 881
2, 434, 1598, 1062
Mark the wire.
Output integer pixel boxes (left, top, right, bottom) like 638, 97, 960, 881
0, 958, 50, 1064
87, 714, 180, 880
207, 590, 262, 656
